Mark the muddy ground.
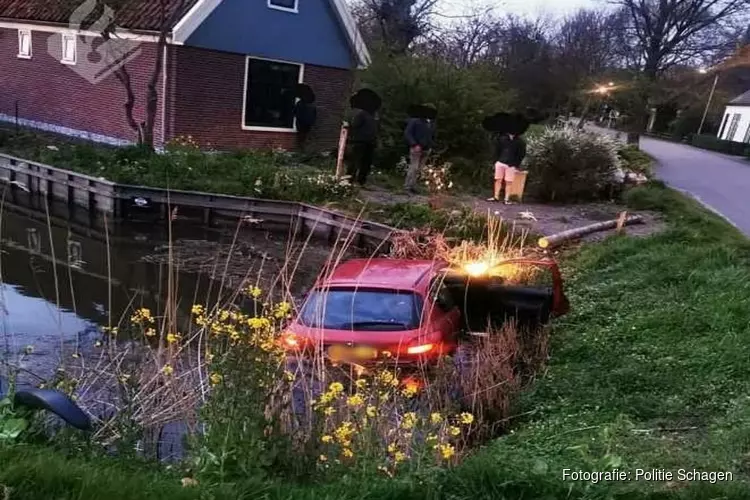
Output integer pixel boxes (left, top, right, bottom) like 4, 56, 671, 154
360, 186, 666, 243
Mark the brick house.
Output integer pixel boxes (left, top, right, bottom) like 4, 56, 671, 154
0, 0, 369, 151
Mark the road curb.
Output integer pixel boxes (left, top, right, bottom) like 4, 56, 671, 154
672, 187, 744, 233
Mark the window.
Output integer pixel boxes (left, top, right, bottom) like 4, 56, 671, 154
17, 29, 32, 59
268, 0, 298, 13
298, 288, 423, 331
242, 57, 303, 131
718, 113, 730, 139
61, 33, 77, 65
726, 113, 741, 141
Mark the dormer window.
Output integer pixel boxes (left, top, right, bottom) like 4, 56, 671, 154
268, 0, 298, 13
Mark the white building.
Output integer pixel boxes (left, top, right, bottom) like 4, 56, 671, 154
718, 90, 750, 142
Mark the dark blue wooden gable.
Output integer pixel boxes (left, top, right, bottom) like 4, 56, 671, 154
185, 0, 356, 69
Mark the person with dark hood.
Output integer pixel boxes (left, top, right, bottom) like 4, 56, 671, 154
488, 113, 529, 204
345, 89, 381, 187
293, 84, 317, 154
404, 103, 437, 194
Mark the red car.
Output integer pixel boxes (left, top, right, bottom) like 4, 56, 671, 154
282, 258, 568, 366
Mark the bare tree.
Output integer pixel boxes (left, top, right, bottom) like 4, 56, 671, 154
612, 0, 748, 76
70, 0, 188, 148
609, 0, 749, 141
354, 0, 438, 54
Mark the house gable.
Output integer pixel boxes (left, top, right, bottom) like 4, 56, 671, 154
178, 0, 360, 69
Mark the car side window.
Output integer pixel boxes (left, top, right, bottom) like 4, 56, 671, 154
429, 279, 455, 312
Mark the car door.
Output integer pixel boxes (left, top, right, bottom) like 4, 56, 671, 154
426, 278, 461, 347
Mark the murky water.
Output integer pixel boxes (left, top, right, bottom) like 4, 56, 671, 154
0, 192, 339, 388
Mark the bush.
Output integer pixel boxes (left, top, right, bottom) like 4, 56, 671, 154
691, 134, 750, 156
361, 52, 515, 173
618, 144, 653, 176
1, 132, 353, 204
524, 127, 622, 202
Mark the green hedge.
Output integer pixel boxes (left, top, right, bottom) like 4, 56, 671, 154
690, 134, 750, 157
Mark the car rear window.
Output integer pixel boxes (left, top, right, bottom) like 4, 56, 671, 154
298, 288, 423, 331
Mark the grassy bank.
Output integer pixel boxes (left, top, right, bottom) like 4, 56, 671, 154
2, 182, 749, 499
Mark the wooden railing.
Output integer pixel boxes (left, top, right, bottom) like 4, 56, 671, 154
0, 153, 397, 250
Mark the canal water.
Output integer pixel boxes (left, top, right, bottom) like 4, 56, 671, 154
0, 191, 342, 391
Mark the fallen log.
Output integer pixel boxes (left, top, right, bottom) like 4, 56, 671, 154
538, 215, 644, 249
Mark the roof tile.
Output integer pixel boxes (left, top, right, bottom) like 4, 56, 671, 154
0, 0, 199, 32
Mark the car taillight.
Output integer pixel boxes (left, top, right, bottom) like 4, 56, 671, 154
406, 343, 436, 355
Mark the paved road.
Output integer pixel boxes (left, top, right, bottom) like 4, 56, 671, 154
582, 122, 750, 236
639, 137, 750, 235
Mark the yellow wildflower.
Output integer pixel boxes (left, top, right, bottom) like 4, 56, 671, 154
459, 412, 475, 425
161, 364, 174, 376
191, 304, 204, 316
342, 448, 354, 459
167, 333, 180, 344
249, 286, 262, 298
329, 382, 344, 394
387, 443, 398, 454
346, 393, 365, 408
284, 371, 295, 382
355, 379, 368, 390
430, 413, 443, 424
334, 422, 355, 444
209, 373, 223, 386
438, 444, 456, 460
449, 426, 461, 437
394, 451, 406, 463
377, 371, 394, 385
274, 302, 292, 319
321, 435, 333, 444
324, 407, 336, 416
379, 392, 390, 403
426, 434, 438, 443
366, 406, 377, 417
145, 328, 156, 337
401, 412, 418, 430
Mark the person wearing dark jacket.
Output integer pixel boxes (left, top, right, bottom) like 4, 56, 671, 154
346, 108, 378, 186
404, 105, 436, 193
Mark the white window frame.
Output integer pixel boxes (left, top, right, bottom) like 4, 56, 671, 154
61, 33, 77, 65
726, 113, 741, 141
17, 29, 32, 59
267, 0, 299, 14
241, 56, 305, 133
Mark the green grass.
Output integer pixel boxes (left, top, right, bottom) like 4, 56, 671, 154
2, 184, 750, 499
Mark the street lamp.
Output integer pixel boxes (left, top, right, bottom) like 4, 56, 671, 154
697, 69, 719, 136
577, 83, 615, 129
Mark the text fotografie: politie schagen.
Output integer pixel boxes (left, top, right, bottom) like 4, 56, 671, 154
562, 468, 733, 484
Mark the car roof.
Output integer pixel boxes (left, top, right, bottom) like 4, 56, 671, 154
320, 258, 447, 291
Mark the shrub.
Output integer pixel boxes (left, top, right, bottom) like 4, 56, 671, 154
524, 127, 622, 202
361, 52, 515, 173
618, 144, 653, 176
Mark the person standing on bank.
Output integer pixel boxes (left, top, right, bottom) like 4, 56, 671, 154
404, 104, 437, 194
489, 113, 528, 204
345, 89, 381, 187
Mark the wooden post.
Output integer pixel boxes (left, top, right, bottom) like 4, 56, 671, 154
335, 123, 349, 178
616, 211, 628, 234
